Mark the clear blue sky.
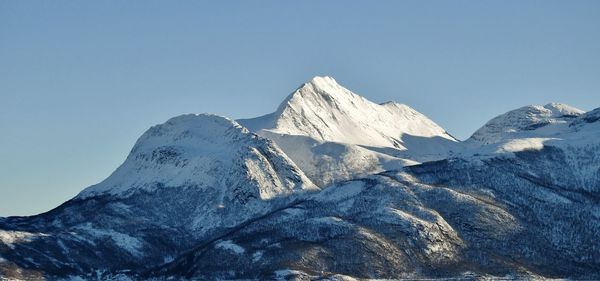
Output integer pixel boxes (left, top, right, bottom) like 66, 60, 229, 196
1, 1, 599, 216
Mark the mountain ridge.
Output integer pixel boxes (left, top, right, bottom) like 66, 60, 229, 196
1, 76, 599, 280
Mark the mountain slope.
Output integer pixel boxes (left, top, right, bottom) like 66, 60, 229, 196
150, 106, 600, 280
239, 76, 459, 186
150, 148, 600, 280
469, 103, 584, 145
79, 114, 316, 201
0, 114, 317, 278
465, 105, 600, 194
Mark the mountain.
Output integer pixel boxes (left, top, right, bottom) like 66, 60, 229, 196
78, 113, 316, 202
0, 114, 316, 279
469, 103, 585, 145
1, 76, 599, 280
153, 104, 600, 280
240, 76, 455, 147
239, 76, 459, 186
463, 103, 600, 195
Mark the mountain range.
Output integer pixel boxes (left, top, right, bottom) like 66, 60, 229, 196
1, 76, 599, 280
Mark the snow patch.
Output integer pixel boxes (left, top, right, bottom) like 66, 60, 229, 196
74, 224, 143, 257
496, 138, 555, 153
274, 269, 312, 280
215, 240, 245, 254
314, 181, 365, 202
252, 250, 264, 262
0, 230, 48, 249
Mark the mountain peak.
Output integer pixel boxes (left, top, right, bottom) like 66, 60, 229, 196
239, 76, 455, 148
469, 103, 585, 144
300, 76, 346, 94
306, 75, 338, 86
280, 76, 364, 111
78, 113, 316, 199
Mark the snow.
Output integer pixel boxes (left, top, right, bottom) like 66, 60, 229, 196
470, 103, 584, 145
238, 76, 458, 186
1, 75, 599, 280
77, 113, 316, 199
256, 131, 413, 186
274, 269, 313, 280
252, 250, 264, 262
314, 181, 365, 202
74, 223, 143, 257
309, 216, 347, 225
495, 137, 555, 153
239, 76, 455, 148
69, 112, 319, 242
215, 240, 245, 254
0, 230, 48, 249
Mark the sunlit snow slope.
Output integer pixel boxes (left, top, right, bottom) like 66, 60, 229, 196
79, 114, 316, 199
239, 76, 459, 186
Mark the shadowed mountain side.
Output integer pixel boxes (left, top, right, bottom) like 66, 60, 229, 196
254, 131, 414, 187
359, 133, 461, 162
147, 171, 547, 280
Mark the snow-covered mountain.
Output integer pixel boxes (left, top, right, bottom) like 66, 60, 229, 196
75, 113, 316, 234
462, 103, 600, 195
463, 103, 599, 166
79, 113, 316, 201
469, 103, 585, 145
148, 103, 600, 280
0, 114, 317, 279
239, 76, 459, 186
240, 76, 455, 147
1, 76, 599, 280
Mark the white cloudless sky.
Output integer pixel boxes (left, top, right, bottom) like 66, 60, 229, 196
1, 0, 599, 216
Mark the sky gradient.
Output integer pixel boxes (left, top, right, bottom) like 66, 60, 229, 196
1, 0, 599, 216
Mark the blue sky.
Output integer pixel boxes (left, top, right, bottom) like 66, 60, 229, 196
1, 0, 599, 216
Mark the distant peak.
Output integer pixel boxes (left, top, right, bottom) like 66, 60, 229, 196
470, 103, 585, 144
502, 103, 584, 118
